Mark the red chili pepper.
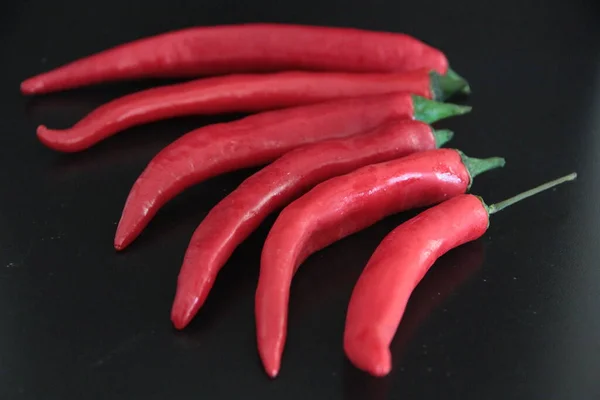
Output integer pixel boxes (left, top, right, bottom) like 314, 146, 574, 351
343, 173, 577, 377
170, 120, 454, 330
35, 70, 468, 153
114, 94, 470, 250
21, 23, 451, 95
255, 148, 505, 377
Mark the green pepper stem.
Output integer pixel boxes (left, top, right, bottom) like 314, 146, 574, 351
433, 129, 454, 148
458, 151, 506, 188
486, 173, 577, 215
432, 71, 470, 101
446, 68, 471, 95
412, 95, 472, 124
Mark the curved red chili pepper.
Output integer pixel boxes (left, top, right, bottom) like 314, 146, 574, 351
170, 120, 453, 330
21, 23, 449, 95
344, 195, 488, 376
343, 171, 578, 376
255, 149, 506, 377
35, 70, 467, 153
114, 94, 471, 250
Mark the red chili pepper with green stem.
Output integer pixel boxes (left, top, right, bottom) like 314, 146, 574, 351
21, 23, 455, 95
170, 119, 454, 330
255, 148, 506, 378
114, 94, 470, 250
344, 173, 577, 377
36, 70, 467, 152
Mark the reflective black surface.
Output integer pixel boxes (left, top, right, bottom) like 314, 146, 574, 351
1, 0, 599, 398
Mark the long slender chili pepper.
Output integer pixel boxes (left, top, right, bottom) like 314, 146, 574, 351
114, 94, 470, 250
35, 70, 467, 153
343, 173, 577, 377
21, 23, 451, 95
255, 148, 505, 378
170, 120, 454, 330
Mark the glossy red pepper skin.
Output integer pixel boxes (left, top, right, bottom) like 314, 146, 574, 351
114, 93, 420, 250
36, 70, 438, 152
343, 194, 488, 377
171, 120, 445, 330
255, 149, 473, 378
21, 23, 448, 95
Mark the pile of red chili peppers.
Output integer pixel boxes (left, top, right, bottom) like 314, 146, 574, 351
22, 23, 577, 378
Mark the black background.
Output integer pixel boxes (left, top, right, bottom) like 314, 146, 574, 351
1, 0, 599, 399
